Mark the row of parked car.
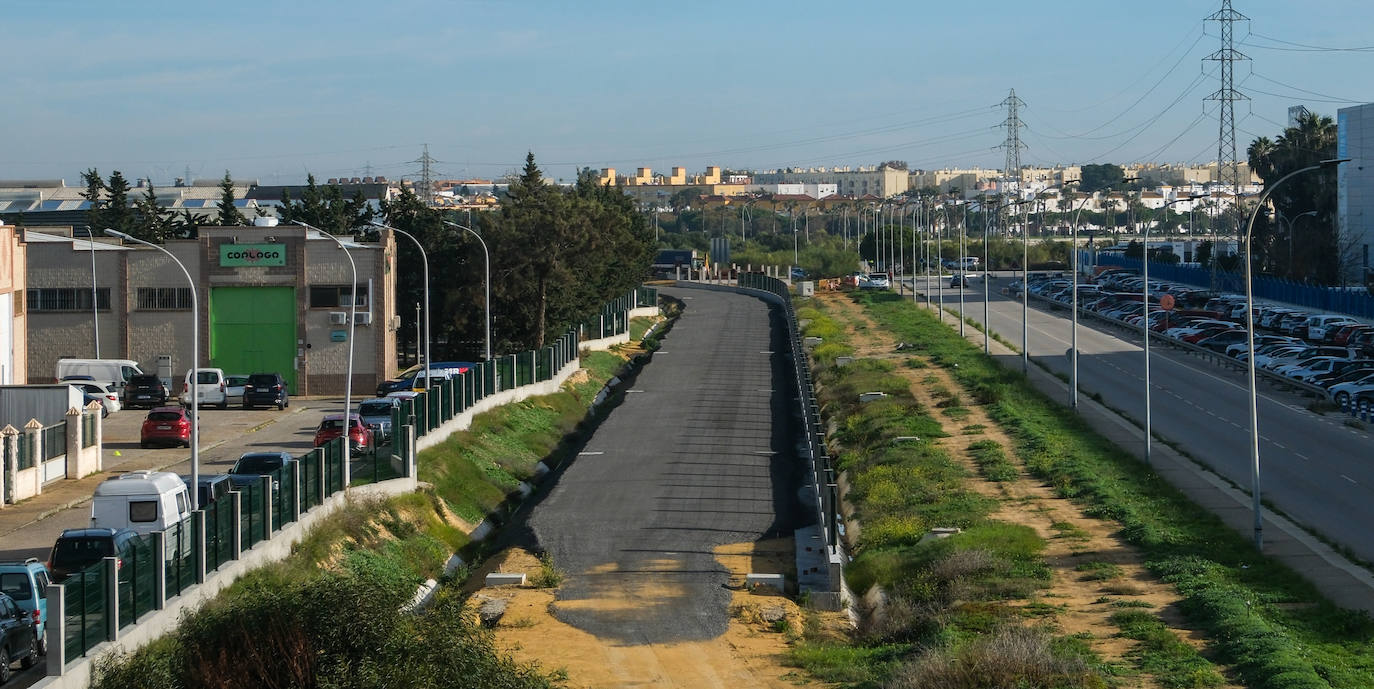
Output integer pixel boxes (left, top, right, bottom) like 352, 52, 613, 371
1017, 269, 1374, 408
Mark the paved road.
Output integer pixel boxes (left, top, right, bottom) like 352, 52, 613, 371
913, 273, 1374, 563
519, 286, 810, 644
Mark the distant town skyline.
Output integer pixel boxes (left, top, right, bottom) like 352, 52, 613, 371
7, 0, 1372, 185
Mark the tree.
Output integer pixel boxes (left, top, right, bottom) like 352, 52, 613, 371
879, 160, 909, 171
1246, 112, 1339, 282
216, 171, 249, 227
80, 168, 106, 234
132, 180, 174, 243
278, 174, 372, 234
1079, 164, 1125, 193
104, 171, 136, 237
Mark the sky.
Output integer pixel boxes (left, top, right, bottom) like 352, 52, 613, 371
6, 0, 1373, 186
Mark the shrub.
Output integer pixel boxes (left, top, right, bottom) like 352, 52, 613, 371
887, 626, 1102, 689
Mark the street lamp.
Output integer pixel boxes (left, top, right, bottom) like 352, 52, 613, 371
294, 221, 357, 486
1141, 194, 1205, 464
1061, 178, 1134, 408
442, 220, 492, 361
371, 222, 430, 389
104, 229, 201, 509
1278, 209, 1318, 278
84, 227, 100, 358
1241, 158, 1348, 551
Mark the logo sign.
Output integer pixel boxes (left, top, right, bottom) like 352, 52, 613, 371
1158, 294, 1176, 311
219, 243, 286, 267
330, 330, 347, 342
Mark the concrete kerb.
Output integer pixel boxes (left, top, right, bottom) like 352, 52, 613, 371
34, 477, 418, 689
927, 298, 1374, 616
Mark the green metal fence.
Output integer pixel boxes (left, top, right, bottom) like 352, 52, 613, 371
205, 495, 235, 573
63, 560, 107, 659
82, 412, 96, 448
43, 423, 66, 460
165, 516, 198, 597
117, 534, 156, 629
16, 432, 35, 470
298, 448, 322, 513
239, 481, 267, 551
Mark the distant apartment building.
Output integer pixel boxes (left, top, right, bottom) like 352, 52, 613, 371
1338, 103, 1374, 283
754, 166, 909, 199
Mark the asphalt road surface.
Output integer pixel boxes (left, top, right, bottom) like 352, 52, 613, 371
519, 286, 810, 644
915, 272, 1374, 563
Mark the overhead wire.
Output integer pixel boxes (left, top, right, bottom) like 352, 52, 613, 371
1241, 30, 1374, 53
1038, 24, 1207, 114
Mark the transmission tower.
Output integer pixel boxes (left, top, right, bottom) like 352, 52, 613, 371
998, 88, 1027, 237
407, 144, 439, 206
1205, 0, 1249, 290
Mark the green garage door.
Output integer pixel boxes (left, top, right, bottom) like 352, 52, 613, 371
210, 287, 297, 393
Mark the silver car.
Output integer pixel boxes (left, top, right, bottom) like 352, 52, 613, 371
357, 397, 400, 443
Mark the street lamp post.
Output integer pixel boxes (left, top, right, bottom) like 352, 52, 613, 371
1278, 209, 1318, 278
371, 222, 430, 389
104, 229, 200, 509
85, 228, 101, 358
1141, 195, 1205, 463
1241, 158, 1347, 550
294, 222, 357, 485
442, 221, 492, 361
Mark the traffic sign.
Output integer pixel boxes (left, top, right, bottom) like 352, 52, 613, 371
1159, 294, 1175, 311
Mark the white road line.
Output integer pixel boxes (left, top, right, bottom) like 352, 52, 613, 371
579, 451, 605, 456
1342, 474, 1358, 485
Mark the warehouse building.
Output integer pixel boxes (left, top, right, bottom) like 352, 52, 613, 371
23, 223, 398, 395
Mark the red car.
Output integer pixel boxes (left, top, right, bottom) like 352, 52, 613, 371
314, 413, 372, 454
140, 406, 191, 448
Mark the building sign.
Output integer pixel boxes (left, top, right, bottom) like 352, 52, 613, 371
219, 243, 286, 267
330, 330, 348, 342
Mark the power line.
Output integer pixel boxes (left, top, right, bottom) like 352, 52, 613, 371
1038, 25, 1207, 115
1248, 71, 1365, 103
1023, 69, 1213, 142
1241, 30, 1374, 53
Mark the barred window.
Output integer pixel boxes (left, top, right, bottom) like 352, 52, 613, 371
309, 283, 369, 308
26, 288, 111, 312
137, 287, 193, 310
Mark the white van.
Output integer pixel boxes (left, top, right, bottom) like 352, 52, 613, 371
1306, 314, 1359, 342
90, 471, 191, 535
958, 256, 981, 270
55, 359, 144, 400
180, 368, 228, 408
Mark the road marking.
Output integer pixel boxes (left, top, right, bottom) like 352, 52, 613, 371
759, 351, 774, 354
1342, 474, 1358, 485
627, 389, 645, 393
579, 451, 604, 456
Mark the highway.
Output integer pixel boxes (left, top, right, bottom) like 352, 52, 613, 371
912, 273, 1374, 563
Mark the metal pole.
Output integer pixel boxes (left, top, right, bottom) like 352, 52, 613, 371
1143, 202, 1153, 465
984, 199, 991, 353
958, 202, 966, 338
374, 223, 430, 390
1021, 199, 1029, 371
937, 210, 944, 318
1240, 161, 1341, 551
295, 222, 356, 485
88, 232, 100, 358
105, 230, 198, 509
443, 221, 491, 361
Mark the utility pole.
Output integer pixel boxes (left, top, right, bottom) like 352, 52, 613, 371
1206, 0, 1249, 292
999, 88, 1027, 232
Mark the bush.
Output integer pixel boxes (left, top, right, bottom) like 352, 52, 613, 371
887, 626, 1102, 689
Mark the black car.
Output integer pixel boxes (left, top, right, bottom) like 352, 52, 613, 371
182, 474, 233, 508
228, 452, 295, 490
124, 374, 169, 409
242, 373, 289, 410
46, 528, 140, 583
0, 592, 37, 681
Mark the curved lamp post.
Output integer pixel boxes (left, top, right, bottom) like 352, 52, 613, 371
1241, 158, 1347, 551
442, 220, 492, 361
1061, 178, 1136, 408
105, 229, 200, 509
371, 222, 429, 388
294, 221, 357, 486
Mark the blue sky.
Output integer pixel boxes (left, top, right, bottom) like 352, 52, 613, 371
7, 0, 1372, 185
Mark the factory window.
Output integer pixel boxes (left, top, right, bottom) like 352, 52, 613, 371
136, 287, 193, 310
27, 288, 110, 312
309, 283, 369, 308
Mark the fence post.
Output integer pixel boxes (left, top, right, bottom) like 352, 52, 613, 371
1, 425, 15, 506
230, 491, 243, 560
65, 407, 81, 478
45, 582, 65, 676
291, 460, 302, 522
24, 419, 42, 498
405, 424, 417, 479
88, 401, 104, 471
104, 556, 120, 642
193, 510, 207, 584
151, 530, 167, 609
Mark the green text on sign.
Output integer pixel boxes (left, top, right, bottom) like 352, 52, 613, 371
220, 243, 287, 267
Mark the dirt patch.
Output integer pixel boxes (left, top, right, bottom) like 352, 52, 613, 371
815, 292, 1239, 689
473, 543, 821, 689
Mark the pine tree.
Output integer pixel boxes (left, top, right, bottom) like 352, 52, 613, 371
79, 168, 106, 234
104, 171, 136, 237
132, 180, 173, 243
216, 171, 249, 226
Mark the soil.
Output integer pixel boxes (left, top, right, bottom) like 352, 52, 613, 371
814, 291, 1241, 689
469, 543, 826, 689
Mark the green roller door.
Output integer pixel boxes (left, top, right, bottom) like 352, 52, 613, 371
210, 287, 298, 393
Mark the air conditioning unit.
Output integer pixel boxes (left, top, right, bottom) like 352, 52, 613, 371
355, 312, 373, 326
328, 311, 348, 325
389, 315, 402, 331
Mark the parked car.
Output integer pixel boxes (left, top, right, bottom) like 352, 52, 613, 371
1306, 315, 1359, 342
123, 374, 169, 409
45, 528, 139, 583
54, 358, 144, 402
1196, 330, 1250, 353
357, 398, 400, 443
0, 591, 37, 680
314, 414, 373, 454
0, 559, 50, 656
182, 474, 233, 509
179, 368, 227, 409
140, 406, 192, 448
73, 382, 120, 415
1328, 374, 1374, 407
227, 452, 296, 491
224, 375, 249, 407
242, 372, 289, 410
861, 273, 890, 290
376, 362, 472, 397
